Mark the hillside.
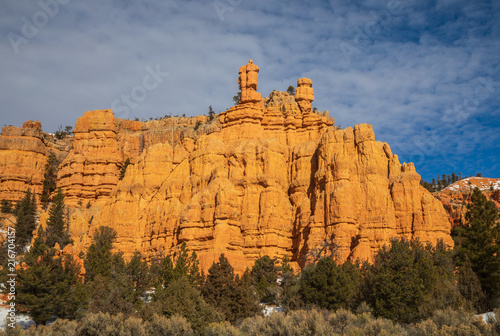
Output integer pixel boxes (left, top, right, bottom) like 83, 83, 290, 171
435, 177, 500, 227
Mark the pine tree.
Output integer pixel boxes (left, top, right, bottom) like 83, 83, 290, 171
252, 255, 278, 303
299, 257, 360, 311
15, 189, 37, 253
45, 188, 72, 249
87, 252, 135, 316
119, 158, 130, 181
367, 238, 438, 323
126, 251, 151, 305
86, 243, 143, 316
174, 242, 190, 278
457, 256, 486, 311
202, 254, 260, 322
155, 277, 221, 334
41, 151, 59, 207
158, 255, 176, 288
17, 245, 88, 324
26, 226, 49, 265
208, 105, 215, 122
84, 226, 117, 282
279, 256, 301, 310
232, 91, 241, 105
453, 187, 500, 310
187, 251, 203, 286
157, 243, 203, 287
418, 240, 465, 316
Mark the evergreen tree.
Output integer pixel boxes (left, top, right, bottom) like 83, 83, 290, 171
367, 238, 438, 323
86, 247, 152, 316
119, 158, 130, 181
202, 254, 260, 322
279, 256, 301, 310
208, 105, 215, 122
155, 277, 221, 334
174, 242, 190, 278
45, 188, 72, 249
15, 189, 37, 253
17, 244, 88, 324
41, 151, 59, 207
453, 187, 500, 310
87, 251, 136, 316
126, 251, 152, 305
26, 226, 49, 265
1, 199, 12, 213
299, 257, 360, 311
187, 251, 203, 286
84, 226, 117, 282
457, 256, 486, 311
252, 255, 278, 303
157, 243, 203, 288
418, 240, 465, 316
232, 91, 241, 105
286, 85, 296, 95
158, 255, 176, 288
420, 180, 433, 192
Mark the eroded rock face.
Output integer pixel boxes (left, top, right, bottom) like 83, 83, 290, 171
0, 121, 70, 202
62, 61, 451, 273
2, 61, 454, 274
58, 110, 122, 207
435, 177, 500, 227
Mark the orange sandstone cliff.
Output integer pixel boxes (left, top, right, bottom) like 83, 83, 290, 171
0, 120, 70, 202
0, 61, 453, 273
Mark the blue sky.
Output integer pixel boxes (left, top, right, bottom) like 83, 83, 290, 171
0, 0, 499, 181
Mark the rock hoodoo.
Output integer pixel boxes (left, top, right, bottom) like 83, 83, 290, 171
0, 61, 454, 274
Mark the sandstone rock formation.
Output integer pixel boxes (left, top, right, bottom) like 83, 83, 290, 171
59, 60, 451, 273
0, 121, 70, 202
435, 177, 500, 227
1, 61, 455, 274
57, 110, 122, 207
238, 60, 262, 104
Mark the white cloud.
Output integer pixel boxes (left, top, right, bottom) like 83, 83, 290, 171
0, 0, 498, 180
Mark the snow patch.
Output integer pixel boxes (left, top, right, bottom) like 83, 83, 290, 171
0, 305, 34, 330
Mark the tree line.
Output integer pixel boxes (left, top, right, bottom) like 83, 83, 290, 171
420, 172, 464, 192
420, 172, 487, 192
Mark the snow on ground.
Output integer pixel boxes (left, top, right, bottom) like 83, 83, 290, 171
476, 312, 497, 324
444, 177, 500, 192
0, 305, 34, 330
261, 304, 284, 316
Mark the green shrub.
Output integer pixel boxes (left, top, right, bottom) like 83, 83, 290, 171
285, 309, 333, 336
19, 319, 78, 336
122, 316, 147, 336
145, 314, 194, 336
240, 309, 333, 336
75, 312, 125, 336
204, 321, 242, 336
239, 314, 287, 335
